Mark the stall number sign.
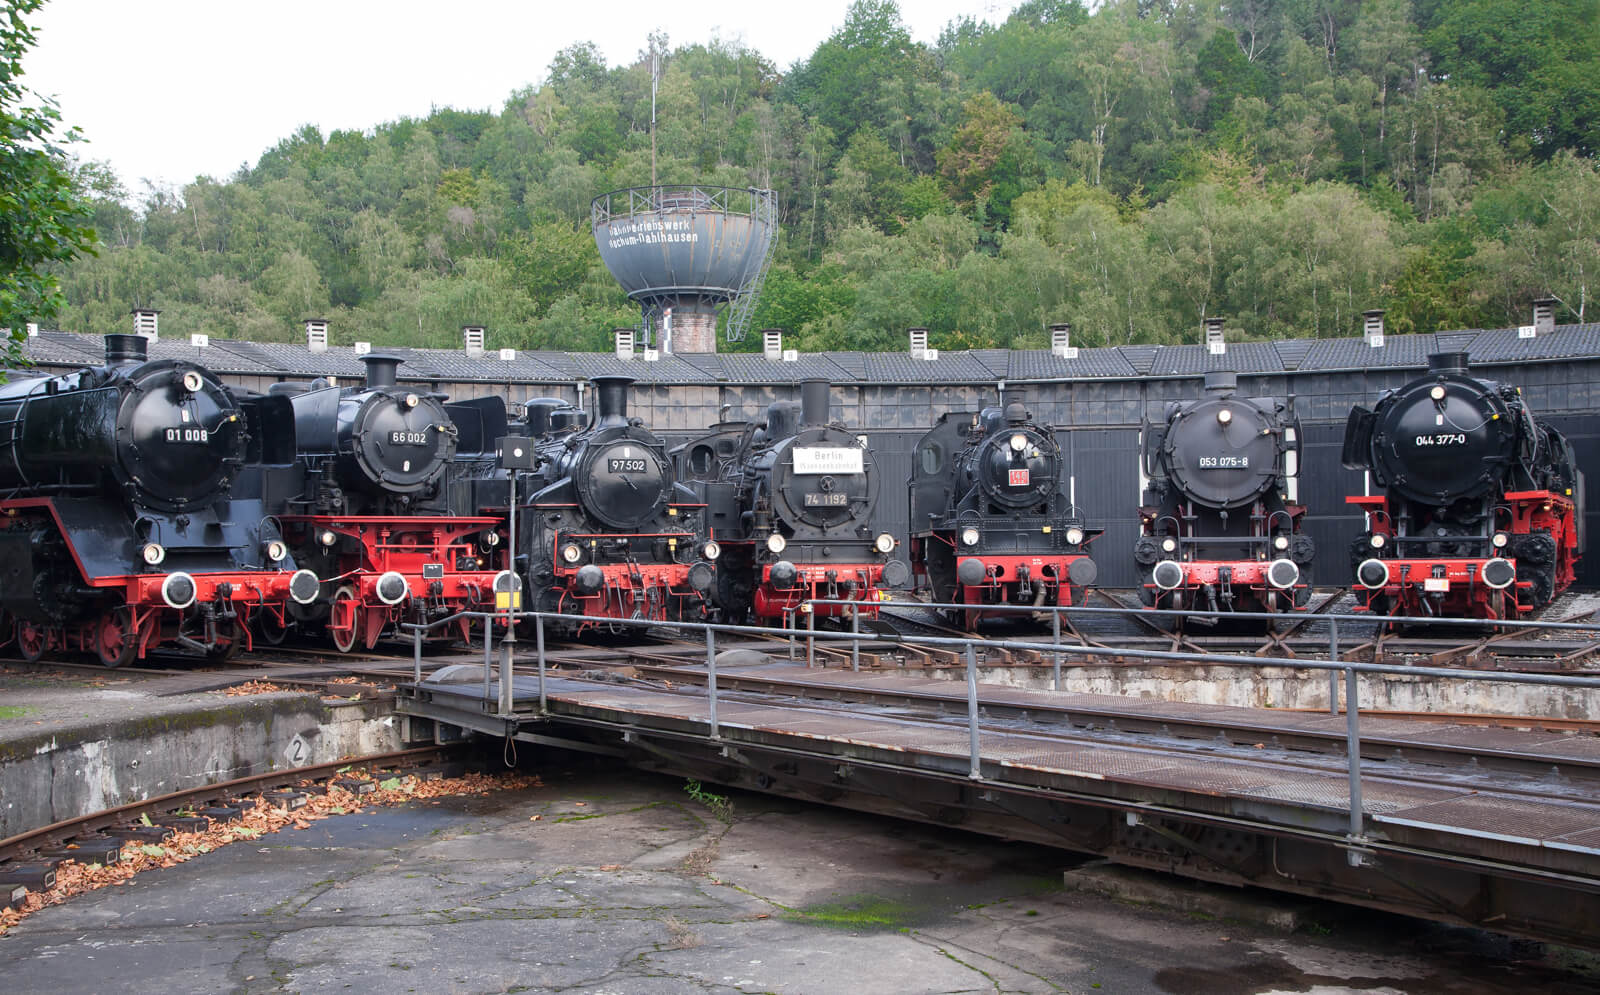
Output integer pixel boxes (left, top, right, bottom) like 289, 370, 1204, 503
1008, 468, 1030, 486
1198, 456, 1249, 469
794, 447, 863, 474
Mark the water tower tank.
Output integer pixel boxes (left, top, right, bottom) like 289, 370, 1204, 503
591, 186, 776, 353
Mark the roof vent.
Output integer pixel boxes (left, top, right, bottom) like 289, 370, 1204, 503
1531, 297, 1557, 337
354, 341, 372, 355
763, 328, 783, 361
782, 348, 798, 362
25, 323, 37, 337
909, 327, 929, 359
1049, 322, 1078, 359
1203, 317, 1225, 356
1363, 309, 1385, 348
499, 348, 516, 361
131, 307, 160, 342
614, 327, 634, 360
190, 333, 209, 348
463, 324, 486, 357
305, 318, 329, 354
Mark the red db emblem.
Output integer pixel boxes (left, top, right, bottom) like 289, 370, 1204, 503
1008, 469, 1030, 486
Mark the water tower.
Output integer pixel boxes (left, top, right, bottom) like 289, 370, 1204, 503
591, 185, 777, 353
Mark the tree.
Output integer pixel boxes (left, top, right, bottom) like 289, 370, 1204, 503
0, 0, 96, 357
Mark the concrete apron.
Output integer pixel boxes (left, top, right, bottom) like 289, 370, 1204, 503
923, 664, 1599, 719
0, 693, 404, 840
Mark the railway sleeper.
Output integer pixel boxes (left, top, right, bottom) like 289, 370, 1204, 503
0, 861, 59, 892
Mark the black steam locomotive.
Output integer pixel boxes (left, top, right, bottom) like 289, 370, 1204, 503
0, 333, 317, 664
274, 354, 510, 651
1138, 371, 1313, 614
1341, 352, 1583, 619
675, 379, 909, 624
909, 399, 1099, 628
491, 375, 717, 634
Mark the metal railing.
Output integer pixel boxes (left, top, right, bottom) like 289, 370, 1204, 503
401, 597, 1600, 869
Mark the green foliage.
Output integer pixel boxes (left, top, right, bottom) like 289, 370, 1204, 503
44, 1, 1600, 350
0, 0, 96, 359
682, 778, 733, 823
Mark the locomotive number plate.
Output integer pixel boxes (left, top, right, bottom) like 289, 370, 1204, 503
389, 431, 430, 445
1198, 456, 1249, 469
164, 428, 210, 444
608, 458, 648, 473
1008, 468, 1030, 486
794, 447, 864, 474
1423, 577, 1450, 592
803, 492, 849, 507
1413, 434, 1467, 446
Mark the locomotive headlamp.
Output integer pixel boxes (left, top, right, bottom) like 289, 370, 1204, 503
141, 542, 166, 566
319, 530, 338, 547
1369, 534, 1386, 549
1009, 433, 1027, 452
403, 393, 420, 408
561, 543, 583, 564
1492, 532, 1509, 548
481, 530, 501, 548
264, 539, 288, 563
874, 533, 896, 554
1273, 535, 1290, 551
766, 533, 787, 554
1065, 527, 1085, 546
702, 540, 721, 561
1429, 385, 1446, 401
1217, 409, 1232, 424
181, 371, 204, 393
1161, 537, 1177, 553
960, 527, 980, 547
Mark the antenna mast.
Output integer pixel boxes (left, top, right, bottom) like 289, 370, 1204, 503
650, 49, 659, 187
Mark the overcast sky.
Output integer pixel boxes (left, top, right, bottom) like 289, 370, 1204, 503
28, 0, 1017, 197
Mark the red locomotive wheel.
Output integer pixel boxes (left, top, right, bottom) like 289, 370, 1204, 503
96, 607, 138, 668
15, 619, 48, 663
329, 585, 360, 654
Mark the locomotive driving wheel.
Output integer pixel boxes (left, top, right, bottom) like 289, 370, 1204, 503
95, 607, 139, 668
329, 585, 360, 654
15, 619, 48, 662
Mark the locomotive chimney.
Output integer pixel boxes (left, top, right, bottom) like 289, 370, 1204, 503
1427, 352, 1470, 374
1202, 371, 1237, 394
591, 375, 634, 429
104, 332, 148, 366
799, 378, 831, 426
361, 353, 402, 389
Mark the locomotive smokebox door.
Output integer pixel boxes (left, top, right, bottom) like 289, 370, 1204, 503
497, 436, 536, 470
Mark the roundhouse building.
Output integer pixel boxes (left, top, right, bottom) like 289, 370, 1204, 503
18, 308, 1597, 588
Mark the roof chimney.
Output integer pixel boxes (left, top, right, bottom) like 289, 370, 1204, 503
131, 307, 159, 342
763, 328, 783, 361
1203, 317, 1225, 355
1363, 309, 1385, 348
1049, 322, 1077, 359
614, 327, 634, 360
908, 327, 929, 359
1532, 297, 1557, 337
305, 318, 329, 354
463, 324, 486, 357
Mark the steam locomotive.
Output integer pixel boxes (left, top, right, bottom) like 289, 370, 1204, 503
487, 375, 717, 634
909, 400, 1099, 628
0, 334, 318, 664
274, 354, 510, 651
675, 379, 909, 625
1341, 352, 1583, 619
1138, 371, 1313, 614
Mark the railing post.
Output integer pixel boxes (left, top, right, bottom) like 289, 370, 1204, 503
706, 625, 720, 740
786, 606, 796, 661
498, 616, 515, 718
536, 614, 547, 714
806, 606, 815, 668
1051, 609, 1062, 691
1345, 661, 1365, 865
413, 626, 422, 684
966, 644, 982, 780
1328, 616, 1340, 714
482, 614, 492, 704
851, 602, 860, 672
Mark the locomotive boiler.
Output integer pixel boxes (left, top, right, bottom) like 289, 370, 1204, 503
275, 354, 508, 651
1138, 371, 1313, 614
0, 333, 316, 664
1341, 352, 1583, 619
676, 379, 909, 624
909, 400, 1099, 628
512, 375, 717, 633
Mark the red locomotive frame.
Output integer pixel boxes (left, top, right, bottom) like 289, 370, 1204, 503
542, 528, 715, 633
750, 560, 889, 621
